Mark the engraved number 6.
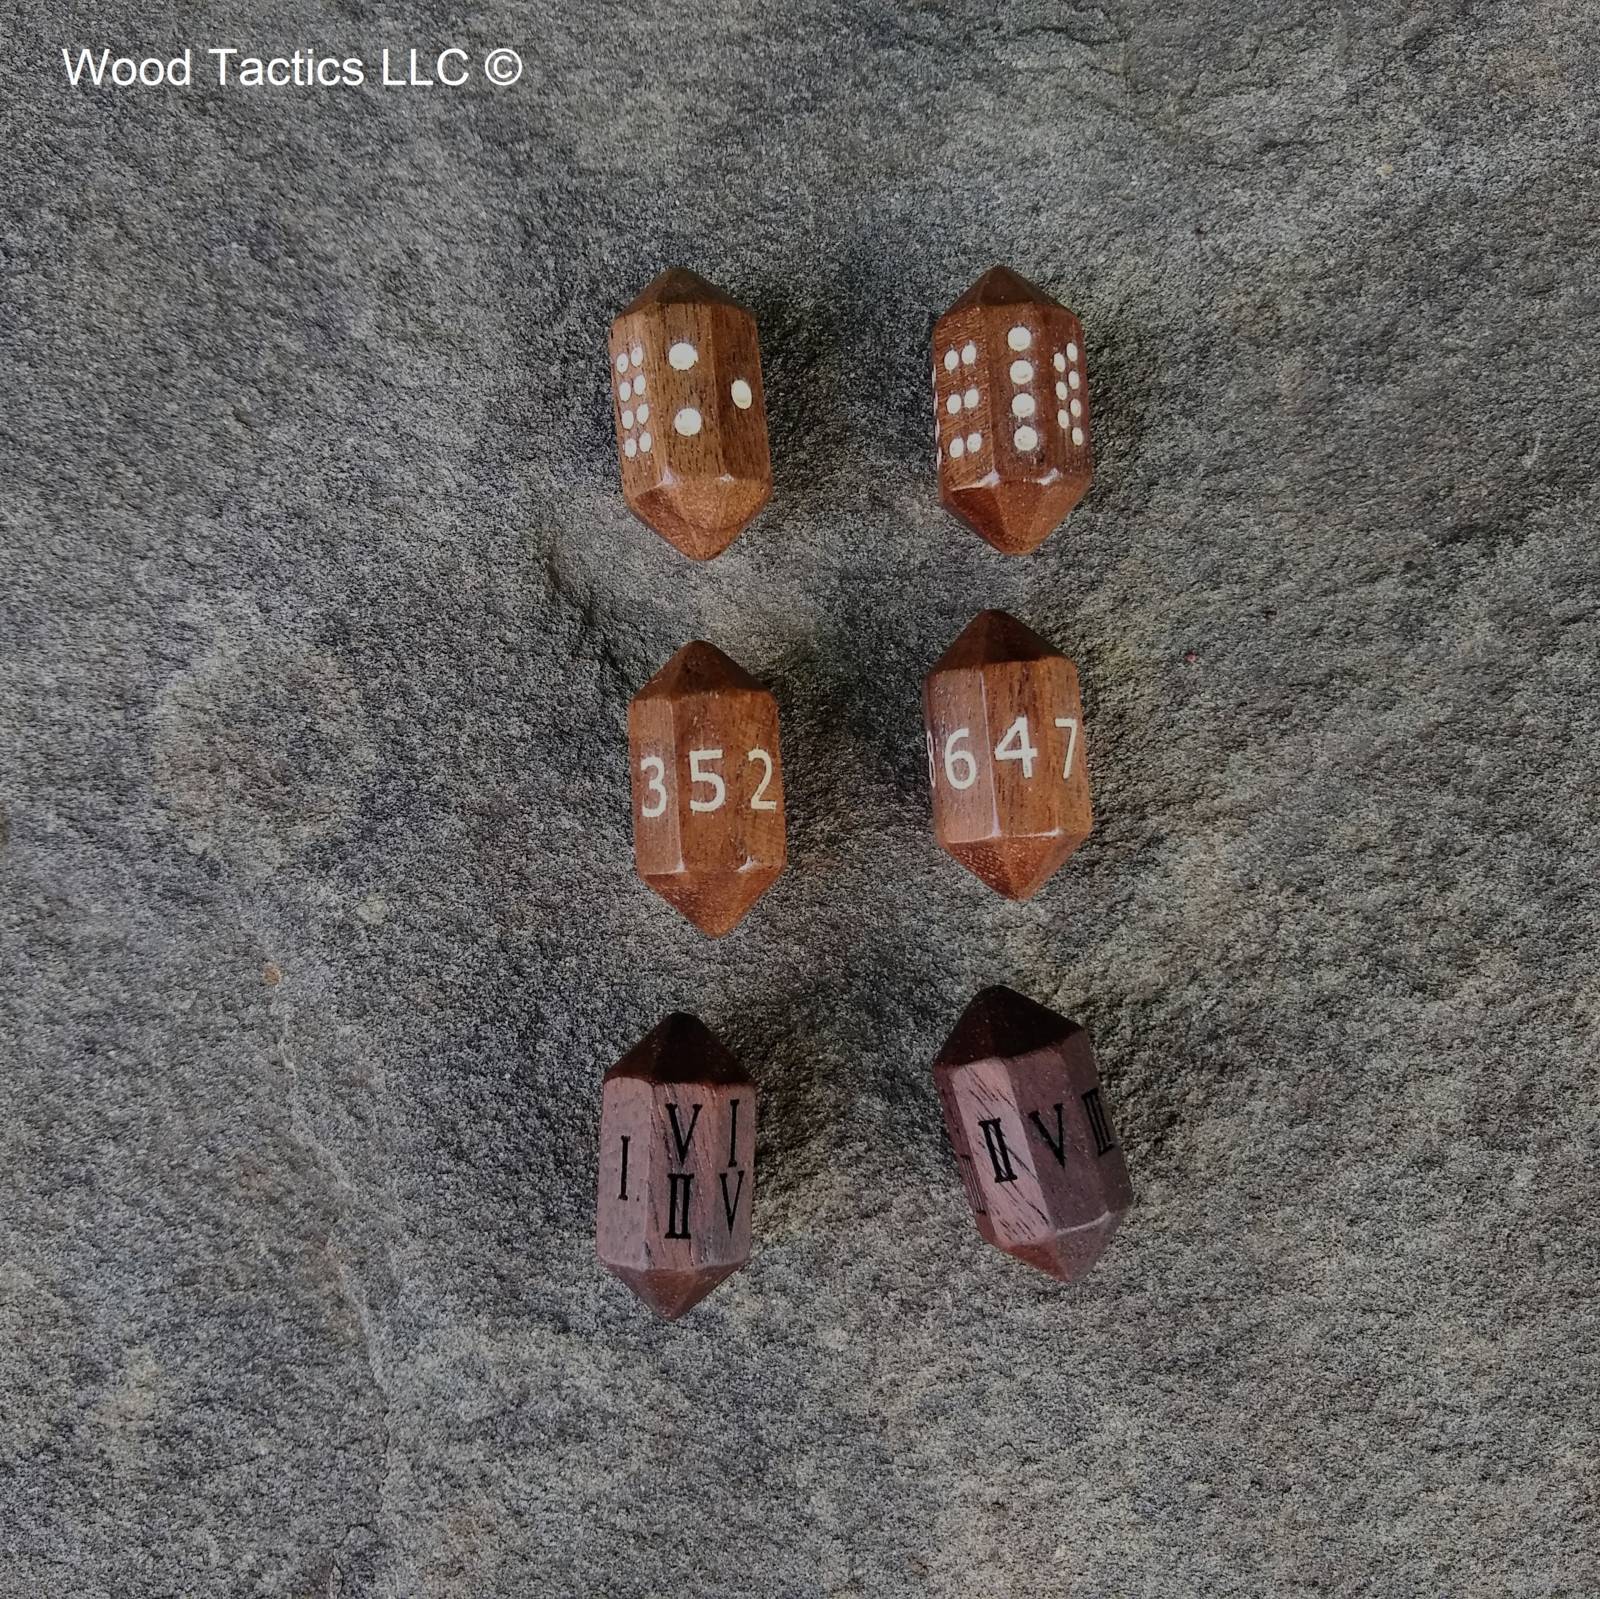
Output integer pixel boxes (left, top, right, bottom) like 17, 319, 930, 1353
943, 729, 978, 790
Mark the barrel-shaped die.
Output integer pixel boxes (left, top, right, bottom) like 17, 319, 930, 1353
923, 610, 1092, 900
934, 986, 1132, 1284
597, 1014, 756, 1319
629, 641, 786, 937
933, 265, 1093, 555
609, 267, 772, 560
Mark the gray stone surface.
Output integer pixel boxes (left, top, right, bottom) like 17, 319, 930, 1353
3, 2, 1598, 1594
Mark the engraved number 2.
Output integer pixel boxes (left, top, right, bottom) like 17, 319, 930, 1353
748, 748, 778, 811
640, 756, 668, 818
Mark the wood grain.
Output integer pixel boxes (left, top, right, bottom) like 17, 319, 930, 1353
609, 267, 772, 561
932, 265, 1093, 555
934, 986, 1133, 1284
923, 609, 1092, 899
628, 640, 786, 937
596, 1014, 756, 1319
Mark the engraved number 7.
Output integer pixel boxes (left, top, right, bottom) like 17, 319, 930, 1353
1054, 717, 1079, 779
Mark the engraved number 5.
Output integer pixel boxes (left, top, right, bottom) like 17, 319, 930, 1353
689, 748, 727, 812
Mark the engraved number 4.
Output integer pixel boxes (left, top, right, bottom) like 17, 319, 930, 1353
993, 715, 1038, 777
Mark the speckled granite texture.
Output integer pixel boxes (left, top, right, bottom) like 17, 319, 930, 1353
2, 3, 1597, 1595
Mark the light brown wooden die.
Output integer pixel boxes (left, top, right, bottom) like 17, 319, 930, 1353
932, 266, 1093, 555
923, 610, 1092, 899
628, 641, 785, 937
608, 267, 772, 561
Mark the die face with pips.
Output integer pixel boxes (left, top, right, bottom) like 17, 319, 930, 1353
932, 265, 1093, 555
923, 609, 1092, 900
608, 267, 772, 560
596, 1013, 756, 1320
628, 640, 786, 938
934, 986, 1132, 1285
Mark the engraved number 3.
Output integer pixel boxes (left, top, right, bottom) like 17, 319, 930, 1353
640, 756, 668, 819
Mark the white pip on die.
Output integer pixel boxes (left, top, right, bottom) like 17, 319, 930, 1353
932, 265, 1093, 556
608, 267, 772, 561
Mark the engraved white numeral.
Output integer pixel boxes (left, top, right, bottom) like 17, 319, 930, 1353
993, 714, 1038, 777
748, 748, 777, 810
943, 729, 978, 790
1054, 717, 1080, 779
925, 729, 937, 786
688, 748, 726, 812
640, 756, 668, 818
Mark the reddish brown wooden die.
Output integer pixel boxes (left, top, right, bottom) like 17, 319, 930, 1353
932, 265, 1093, 555
608, 267, 772, 561
596, 1014, 756, 1319
923, 609, 1092, 900
934, 986, 1132, 1284
628, 640, 785, 937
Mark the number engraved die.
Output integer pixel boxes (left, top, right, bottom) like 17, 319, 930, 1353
596, 1013, 756, 1319
922, 609, 1092, 900
628, 640, 786, 937
608, 267, 772, 561
934, 986, 1133, 1284
932, 265, 1093, 555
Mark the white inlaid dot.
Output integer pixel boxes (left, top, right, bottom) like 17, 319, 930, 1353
1058, 409, 1070, 429
1012, 393, 1036, 419
631, 344, 644, 366
624, 438, 637, 458
1014, 424, 1039, 451
634, 374, 646, 395
1068, 370, 1081, 390
673, 407, 702, 436
949, 436, 965, 459
1066, 341, 1079, 362
964, 387, 980, 410
620, 379, 632, 402
615, 353, 628, 373
1072, 426, 1085, 446
1055, 380, 1068, 400
638, 431, 652, 452
621, 408, 634, 428
636, 402, 649, 422
961, 342, 977, 364
668, 341, 698, 370
1007, 325, 1032, 351
946, 394, 961, 415
944, 348, 959, 372
1009, 359, 1034, 384
966, 431, 981, 452
1053, 352, 1067, 372
1070, 397, 1082, 419
731, 378, 753, 409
